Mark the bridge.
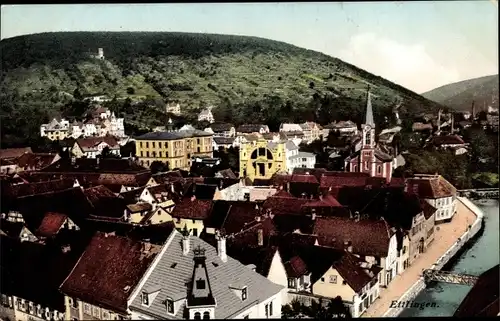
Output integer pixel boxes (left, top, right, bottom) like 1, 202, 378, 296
457, 188, 498, 199
423, 269, 479, 286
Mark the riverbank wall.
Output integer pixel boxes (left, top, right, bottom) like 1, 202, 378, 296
382, 197, 484, 318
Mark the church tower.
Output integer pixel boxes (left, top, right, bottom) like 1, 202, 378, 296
359, 89, 376, 175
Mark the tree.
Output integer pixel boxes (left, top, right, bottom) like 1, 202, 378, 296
150, 160, 169, 174
282, 297, 351, 319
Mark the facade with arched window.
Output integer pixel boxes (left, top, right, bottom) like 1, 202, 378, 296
239, 139, 287, 181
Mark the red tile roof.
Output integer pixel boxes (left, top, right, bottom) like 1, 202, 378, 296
302, 194, 342, 208
313, 216, 393, 257
333, 251, 382, 293
406, 175, 457, 199
60, 232, 162, 313
15, 153, 58, 170
431, 134, 465, 146
262, 195, 309, 216
284, 256, 309, 277
8, 178, 75, 198
171, 198, 213, 219
35, 212, 68, 238
290, 174, 319, 184
0, 147, 32, 160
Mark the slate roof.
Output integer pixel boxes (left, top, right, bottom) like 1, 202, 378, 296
313, 216, 393, 257
236, 124, 268, 133
135, 130, 212, 141
0, 147, 32, 159
213, 137, 235, 145
1, 235, 80, 312
454, 264, 499, 317
171, 198, 213, 220
129, 230, 284, 319
406, 175, 457, 199
209, 122, 234, 132
35, 212, 68, 238
60, 232, 161, 313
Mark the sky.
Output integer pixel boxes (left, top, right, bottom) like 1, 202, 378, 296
1, 2, 498, 93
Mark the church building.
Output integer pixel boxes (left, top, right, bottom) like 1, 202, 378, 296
344, 90, 394, 182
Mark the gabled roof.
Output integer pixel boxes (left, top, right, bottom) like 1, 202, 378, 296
126, 202, 153, 213
0, 147, 33, 159
60, 232, 162, 313
119, 187, 147, 204
213, 137, 235, 145
35, 212, 68, 238
454, 264, 499, 317
236, 124, 268, 133
84, 185, 128, 219
129, 231, 283, 319
206, 201, 262, 235
171, 198, 213, 220
209, 122, 234, 132
76, 136, 120, 152
313, 216, 393, 257
406, 175, 457, 199
15, 153, 59, 170
262, 195, 309, 216
430, 134, 465, 146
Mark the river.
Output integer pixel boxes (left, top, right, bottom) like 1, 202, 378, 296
400, 199, 499, 317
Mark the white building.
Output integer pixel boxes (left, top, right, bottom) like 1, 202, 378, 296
284, 141, 316, 173
129, 230, 285, 319
166, 102, 182, 116
198, 108, 215, 123
406, 174, 458, 223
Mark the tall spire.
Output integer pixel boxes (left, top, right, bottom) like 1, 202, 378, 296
365, 87, 375, 126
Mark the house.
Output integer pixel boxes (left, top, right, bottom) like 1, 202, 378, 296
126, 202, 153, 224
72, 136, 121, 158
34, 212, 79, 240
138, 184, 175, 210
284, 141, 316, 173
138, 206, 173, 226
0, 235, 81, 321
406, 174, 457, 224
344, 91, 394, 182
323, 121, 358, 137
213, 137, 235, 150
217, 181, 278, 202
135, 130, 213, 170
40, 117, 71, 140
129, 229, 285, 319
313, 216, 399, 287
429, 135, 468, 155
166, 102, 182, 115
170, 197, 213, 236
204, 123, 235, 137
262, 132, 282, 143
239, 139, 287, 181
59, 232, 163, 320
300, 122, 322, 143
198, 108, 215, 123
0, 219, 38, 242
236, 124, 270, 135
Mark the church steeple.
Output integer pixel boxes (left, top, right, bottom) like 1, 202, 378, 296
364, 87, 375, 127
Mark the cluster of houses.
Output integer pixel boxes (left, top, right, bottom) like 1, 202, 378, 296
40, 107, 126, 141
0, 146, 460, 320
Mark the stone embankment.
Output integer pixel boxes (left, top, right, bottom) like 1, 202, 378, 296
381, 197, 484, 317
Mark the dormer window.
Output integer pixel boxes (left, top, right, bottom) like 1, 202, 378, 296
241, 287, 248, 301
141, 292, 149, 305
196, 278, 206, 290
165, 298, 174, 314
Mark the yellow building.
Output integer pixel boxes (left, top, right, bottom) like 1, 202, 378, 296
135, 130, 213, 170
239, 139, 287, 180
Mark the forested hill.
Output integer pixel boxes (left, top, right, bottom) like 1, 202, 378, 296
422, 74, 499, 112
1, 32, 443, 147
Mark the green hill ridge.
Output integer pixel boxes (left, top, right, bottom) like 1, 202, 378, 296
1, 31, 442, 147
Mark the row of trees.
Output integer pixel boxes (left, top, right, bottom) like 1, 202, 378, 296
282, 297, 352, 319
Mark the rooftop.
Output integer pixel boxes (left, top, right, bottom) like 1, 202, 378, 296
135, 130, 212, 141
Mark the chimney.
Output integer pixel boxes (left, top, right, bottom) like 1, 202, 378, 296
182, 235, 190, 256
257, 228, 264, 246
216, 232, 227, 262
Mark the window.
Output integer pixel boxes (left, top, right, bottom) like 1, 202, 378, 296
166, 299, 174, 314
377, 166, 382, 174
242, 287, 247, 301
140, 142, 144, 148
29, 302, 34, 314
71, 298, 78, 309
194, 312, 201, 320
196, 279, 206, 290
329, 275, 337, 283
243, 315, 249, 319
269, 301, 273, 316
84, 303, 91, 314
102, 310, 110, 320
93, 306, 100, 318
197, 139, 201, 144
342, 280, 347, 285
403, 246, 407, 254
203, 311, 210, 319
159, 151, 162, 157
146, 142, 149, 148
141, 292, 149, 305
288, 278, 296, 288
146, 151, 150, 157
321, 277, 325, 282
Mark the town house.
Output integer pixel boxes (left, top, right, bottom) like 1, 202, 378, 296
313, 216, 399, 287
71, 136, 121, 159
204, 122, 236, 138
170, 197, 213, 237
129, 229, 285, 319
236, 124, 270, 135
